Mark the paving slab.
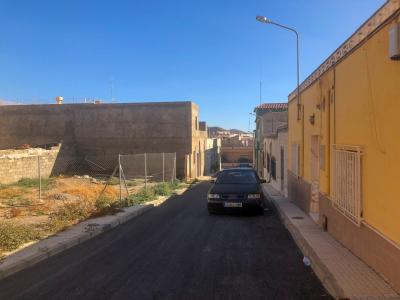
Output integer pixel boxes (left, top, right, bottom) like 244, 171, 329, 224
263, 183, 400, 300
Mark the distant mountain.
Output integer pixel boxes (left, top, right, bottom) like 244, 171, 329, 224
229, 129, 247, 134
0, 99, 19, 105
208, 126, 247, 137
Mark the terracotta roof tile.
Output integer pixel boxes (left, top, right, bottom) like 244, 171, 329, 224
254, 102, 288, 112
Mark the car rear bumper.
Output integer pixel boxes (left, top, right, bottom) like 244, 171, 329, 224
208, 200, 264, 212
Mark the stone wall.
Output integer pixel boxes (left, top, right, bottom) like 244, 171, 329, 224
0, 145, 60, 184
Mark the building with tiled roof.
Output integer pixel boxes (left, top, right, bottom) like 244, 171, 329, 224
254, 102, 288, 112
252, 102, 288, 186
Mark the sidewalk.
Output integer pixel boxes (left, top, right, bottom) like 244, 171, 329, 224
263, 183, 400, 300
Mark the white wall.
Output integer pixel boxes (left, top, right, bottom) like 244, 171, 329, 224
264, 129, 288, 197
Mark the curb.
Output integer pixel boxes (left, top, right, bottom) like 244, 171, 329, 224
0, 186, 189, 280
262, 186, 345, 299
270, 197, 345, 299
263, 184, 400, 300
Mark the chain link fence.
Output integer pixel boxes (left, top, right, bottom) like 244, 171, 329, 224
0, 155, 117, 207
115, 153, 176, 201
0, 152, 176, 212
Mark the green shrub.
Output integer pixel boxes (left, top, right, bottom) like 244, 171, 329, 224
153, 182, 172, 196
15, 178, 54, 190
45, 218, 70, 234
123, 188, 156, 207
0, 222, 41, 252
108, 177, 120, 185
51, 202, 91, 222
171, 179, 182, 190
94, 196, 120, 215
45, 202, 91, 233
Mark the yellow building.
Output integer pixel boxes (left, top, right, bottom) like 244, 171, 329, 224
288, 0, 400, 292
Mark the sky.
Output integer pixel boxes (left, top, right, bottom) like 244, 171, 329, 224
0, 0, 385, 131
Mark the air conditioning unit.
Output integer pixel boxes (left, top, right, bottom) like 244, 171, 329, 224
389, 23, 400, 60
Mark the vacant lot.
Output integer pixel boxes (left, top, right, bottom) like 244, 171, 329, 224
0, 176, 185, 259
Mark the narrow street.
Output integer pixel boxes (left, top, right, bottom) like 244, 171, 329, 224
0, 182, 332, 300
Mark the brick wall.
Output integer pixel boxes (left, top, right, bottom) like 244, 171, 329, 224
0, 145, 60, 184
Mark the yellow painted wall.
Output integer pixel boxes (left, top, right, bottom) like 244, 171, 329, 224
288, 18, 400, 244
288, 71, 333, 194
334, 19, 400, 244
288, 101, 302, 174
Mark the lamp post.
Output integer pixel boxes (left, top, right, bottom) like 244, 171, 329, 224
256, 16, 301, 120
249, 112, 260, 174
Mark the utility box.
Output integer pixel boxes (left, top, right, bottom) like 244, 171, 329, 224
389, 23, 400, 60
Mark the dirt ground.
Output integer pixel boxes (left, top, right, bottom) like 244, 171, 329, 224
0, 176, 120, 226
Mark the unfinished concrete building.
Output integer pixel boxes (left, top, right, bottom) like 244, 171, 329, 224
0, 101, 214, 180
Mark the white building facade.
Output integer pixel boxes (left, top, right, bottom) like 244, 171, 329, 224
263, 125, 288, 197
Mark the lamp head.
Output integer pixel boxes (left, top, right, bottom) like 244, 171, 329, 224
256, 16, 271, 24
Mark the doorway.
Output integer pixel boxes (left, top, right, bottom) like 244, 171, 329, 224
310, 135, 320, 222
280, 147, 284, 192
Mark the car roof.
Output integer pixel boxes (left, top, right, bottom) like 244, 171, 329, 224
221, 168, 255, 172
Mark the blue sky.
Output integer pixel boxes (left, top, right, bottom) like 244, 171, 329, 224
0, 0, 384, 131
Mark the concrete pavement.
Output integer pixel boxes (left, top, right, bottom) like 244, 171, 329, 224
263, 183, 400, 300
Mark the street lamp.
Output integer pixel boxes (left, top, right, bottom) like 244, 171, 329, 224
256, 16, 301, 120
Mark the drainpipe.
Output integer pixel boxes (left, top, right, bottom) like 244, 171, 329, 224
266, 141, 272, 183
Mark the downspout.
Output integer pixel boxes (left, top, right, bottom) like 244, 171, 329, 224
266, 141, 272, 183
333, 68, 336, 144
301, 104, 305, 178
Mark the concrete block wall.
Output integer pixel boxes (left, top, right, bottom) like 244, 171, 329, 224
0, 102, 199, 179
0, 145, 60, 184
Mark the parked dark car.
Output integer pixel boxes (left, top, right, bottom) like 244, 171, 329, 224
207, 168, 266, 214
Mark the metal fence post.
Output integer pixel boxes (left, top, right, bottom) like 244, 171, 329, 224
172, 152, 176, 184
38, 156, 42, 202
144, 153, 147, 191
162, 152, 165, 182
119, 154, 122, 202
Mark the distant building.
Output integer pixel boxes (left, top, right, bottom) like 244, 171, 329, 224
263, 124, 288, 197
253, 103, 288, 178
220, 134, 254, 169
0, 101, 218, 180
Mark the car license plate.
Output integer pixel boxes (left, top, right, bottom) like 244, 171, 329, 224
224, 202, 242, 208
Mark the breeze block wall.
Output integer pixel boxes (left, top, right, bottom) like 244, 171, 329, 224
0, 145, 60, 184
0, 102, 194, 178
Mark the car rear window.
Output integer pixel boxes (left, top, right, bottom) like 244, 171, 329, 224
216, 170, 258, 184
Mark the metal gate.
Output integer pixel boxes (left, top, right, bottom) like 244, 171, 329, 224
332, 145, 363, 225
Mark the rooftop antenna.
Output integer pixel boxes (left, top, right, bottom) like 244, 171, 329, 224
110, 78, 115, 103
259, 60, 263, 105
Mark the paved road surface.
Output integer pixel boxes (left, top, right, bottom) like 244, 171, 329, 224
0, 182, 332, 300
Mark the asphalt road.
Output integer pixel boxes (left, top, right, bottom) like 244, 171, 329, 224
0, 182, 332, 300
